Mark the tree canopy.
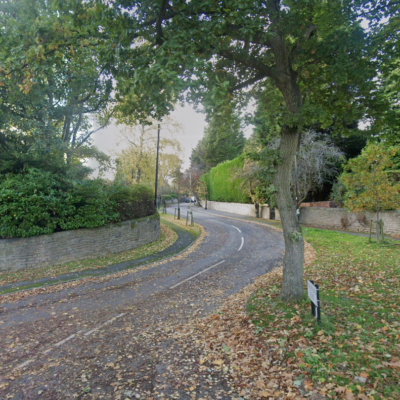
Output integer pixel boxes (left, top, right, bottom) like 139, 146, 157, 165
85, 0, 399, 301
0, 0, 113, 176
191, 102, 245, 172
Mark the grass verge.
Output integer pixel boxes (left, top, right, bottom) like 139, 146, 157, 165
160, 212, 201, 237
246, 228, 399, 399
0, 223, 177, 287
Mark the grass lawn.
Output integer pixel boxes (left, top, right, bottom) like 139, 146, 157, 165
160, 212, 201, 237
247, 229, 400, 399
0, 223, 178, 287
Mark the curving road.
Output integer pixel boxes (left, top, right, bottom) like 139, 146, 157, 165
0, 204, 284, 400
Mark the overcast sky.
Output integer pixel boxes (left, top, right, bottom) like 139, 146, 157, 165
88, 103, 208, 179
88, 102, 254, 179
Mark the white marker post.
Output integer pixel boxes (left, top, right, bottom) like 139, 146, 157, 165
307, 280, 321, 323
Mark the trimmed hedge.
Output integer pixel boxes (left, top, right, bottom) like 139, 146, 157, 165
0, 169, 155, 238
202, 156, 251, 203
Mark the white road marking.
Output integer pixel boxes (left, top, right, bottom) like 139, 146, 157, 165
84, 313, 126, 336
15, 314, 126, 370
102, 313, 126, 326
238, 237, 244, 251
231, 225, 241, 233
84, 327, 99, 336
54, 334, 76, 347
169, 260, 226, 289
14, 359, 34, 370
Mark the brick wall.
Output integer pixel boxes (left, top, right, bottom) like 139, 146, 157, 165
0, 214, 160, 272
300, 201, 338, 208
300, 207, 400, 236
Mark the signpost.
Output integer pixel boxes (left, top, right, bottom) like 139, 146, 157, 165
307, 280, 321, 323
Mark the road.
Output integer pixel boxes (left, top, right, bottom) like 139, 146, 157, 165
0, 205, 284, 400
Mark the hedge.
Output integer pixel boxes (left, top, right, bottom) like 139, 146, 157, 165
202, 156, 251, 203
0, 169, 155, 238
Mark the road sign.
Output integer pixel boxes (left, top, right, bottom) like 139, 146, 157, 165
307, 280, 318, 306
307, 280, 321, 322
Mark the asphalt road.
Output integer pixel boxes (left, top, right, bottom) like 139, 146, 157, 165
0, 205, 284, 400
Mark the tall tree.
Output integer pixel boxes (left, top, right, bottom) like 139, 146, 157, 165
114, 117, 183, 190
191, 102, 245, 171
341, 143, 400, 242
91, 0, 389, 301
0, 0, 113, 176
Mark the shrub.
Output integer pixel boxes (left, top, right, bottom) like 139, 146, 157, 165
0, 169, 155, 238
202, 156, 251, 203
109, 183, 155, 221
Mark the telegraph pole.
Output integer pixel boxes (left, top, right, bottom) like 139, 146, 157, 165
154, 124, 160, 208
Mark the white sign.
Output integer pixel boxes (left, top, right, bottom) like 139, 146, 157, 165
307, 280, 318, 306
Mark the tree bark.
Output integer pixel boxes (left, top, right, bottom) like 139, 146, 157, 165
274, 126, 304, 302
269, 29, 305, 302
255, 202, 260, 218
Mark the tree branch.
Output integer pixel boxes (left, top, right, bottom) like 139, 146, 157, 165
155, 0, 169, 45
217, 48, 276, 79
75, 110, 114, 149
230, 74, 266, 91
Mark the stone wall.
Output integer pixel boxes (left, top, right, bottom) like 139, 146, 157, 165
300, 207, 400, 236
0, 214, 160, 272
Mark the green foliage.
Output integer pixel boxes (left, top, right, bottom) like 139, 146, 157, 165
0, 0, 113, 176
201, 156, 251, 204
341, 143, 400, 212
191, 102, 245, 172
110, 183, 155, 222
330, 178, 347, 206
0, 169, 155, 238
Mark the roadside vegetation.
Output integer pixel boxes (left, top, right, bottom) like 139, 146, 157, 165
160, 212, 201, 238
0, 169, 155, 239
195, 229, 399, 399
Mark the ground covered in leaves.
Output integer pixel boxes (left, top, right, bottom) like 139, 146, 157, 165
0, 224, 177, 286
183, 229, 399, 399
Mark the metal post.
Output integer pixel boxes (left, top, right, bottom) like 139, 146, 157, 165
178, 179, 181, 219
154, 124, 160, 208
315, 284, 321, 323
205, 194, 207, 210
295, 152, 299, 220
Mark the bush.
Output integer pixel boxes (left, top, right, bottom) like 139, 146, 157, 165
109, 183, 155, 221
0, 169, 155, 238
202, 156, 251, 203
330, 179, 346, 207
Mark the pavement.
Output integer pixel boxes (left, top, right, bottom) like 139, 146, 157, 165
0, 204, 284, 400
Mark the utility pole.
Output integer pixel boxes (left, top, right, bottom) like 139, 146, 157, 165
154, 124, 160, 208
177, 175, 180, 219
189, 171, 192, 210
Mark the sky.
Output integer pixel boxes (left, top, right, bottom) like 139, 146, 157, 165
88, 103, 208, 179
88, 102, 255, 180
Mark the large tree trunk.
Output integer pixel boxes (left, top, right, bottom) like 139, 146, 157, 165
274, 126, 304, 302
269, 30, 305, 302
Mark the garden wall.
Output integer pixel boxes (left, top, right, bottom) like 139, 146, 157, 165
299, 207, 400, 236
0, 214, 160, 272
200, 200, 271, 219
